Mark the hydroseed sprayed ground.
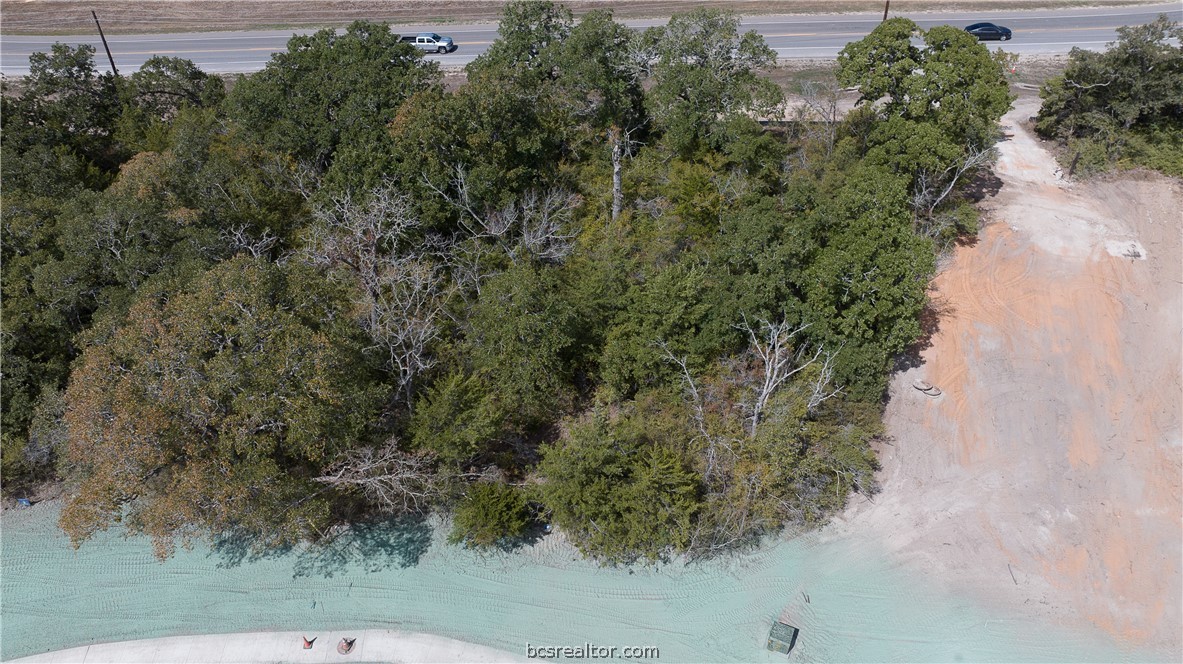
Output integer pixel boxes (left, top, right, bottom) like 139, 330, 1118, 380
0, 502, 1146, 663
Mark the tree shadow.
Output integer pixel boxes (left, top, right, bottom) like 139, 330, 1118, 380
291, 514, 433, 578
954, 228, 983, 249
210, 529, 295, 568
209, 514, 433, 576
892, 294, 955, 375
493, 519, 548, 554
962, 169, 1004, 204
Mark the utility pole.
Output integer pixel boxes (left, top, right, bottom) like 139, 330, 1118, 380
882, 0, 890, 22
91, 10, 119, 76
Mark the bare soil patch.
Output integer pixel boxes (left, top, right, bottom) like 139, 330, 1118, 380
836, 95, 1182, 656
1, 0, 1164, 35
1012, 53, 1071, 87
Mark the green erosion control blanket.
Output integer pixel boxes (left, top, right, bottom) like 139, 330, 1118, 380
1, 503, 1143, 662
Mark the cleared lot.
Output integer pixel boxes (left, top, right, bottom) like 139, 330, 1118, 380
842, 95, 1182, 656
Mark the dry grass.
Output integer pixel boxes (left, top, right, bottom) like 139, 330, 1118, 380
1, 0, 1164, 35
1011, 53, 1071, 86
764, 60, 840, 91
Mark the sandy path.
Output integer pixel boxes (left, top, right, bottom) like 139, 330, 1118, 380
9, 630, 527, 663
837, 96, 1183, 656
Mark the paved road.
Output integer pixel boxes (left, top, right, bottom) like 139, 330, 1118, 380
1, 3, 1179, 75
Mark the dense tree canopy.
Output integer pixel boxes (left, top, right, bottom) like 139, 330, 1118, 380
227, 21, 440, 186
449, 481, 532, 548
3, 43, 124, 174
642, 8, 782, 155
536, 415, 701, 562
838, 18, 1014, 234
1036, 15, 1182, 175
467, 0, 574, 86
2, 46, 235, 495
59, 258, 383, 556
801, 164, 935, 395
2, 3, 1011, 563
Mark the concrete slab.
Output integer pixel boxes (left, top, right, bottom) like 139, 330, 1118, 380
10, 630, 529, 664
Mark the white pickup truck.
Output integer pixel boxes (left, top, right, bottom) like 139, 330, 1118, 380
399, 32, 457, 54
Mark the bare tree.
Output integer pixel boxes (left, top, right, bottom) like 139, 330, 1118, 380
611, 126, 626, 222
659, 316, 843, 560
425, 164, 580, 266
799, 79, 841, 157
261, 155, 321, 202
1064, 77, 1114, 90
803, 351, 843, 412
368, 258, 451, 406
306, 183, 421, 292
911, 145, 997, 221
440, 236, 496, 301
422, 164, 493, 238
307, 183, 452, 406
651, 310, 852, 561
315, 440, 442, 513
608, 124, 644, 223
657, 342, 728, 481
512, 188, 580, 263
736, 316, 829, 439
784, 80, 842, 175
221, 225, 278, 258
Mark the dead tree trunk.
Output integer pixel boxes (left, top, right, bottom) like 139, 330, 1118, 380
610, 126, 624, 223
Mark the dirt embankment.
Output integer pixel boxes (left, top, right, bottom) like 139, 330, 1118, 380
837, 95, 1182, 656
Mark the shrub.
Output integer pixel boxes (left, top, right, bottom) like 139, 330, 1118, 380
449, 482, 532, 548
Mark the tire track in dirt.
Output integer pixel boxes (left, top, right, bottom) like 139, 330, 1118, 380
849, 96, 1182, 657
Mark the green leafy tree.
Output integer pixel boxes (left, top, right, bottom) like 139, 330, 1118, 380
836, 18, 921, 113
800, 165, 935, 398
3, 43, 125, 176
536, 415, 701, 562
600, 261, 718, 398
864, 117, 963, 178
1036, 15, 1182, 175
1039, 16, 1182, 137
227, 21, 440, 183
410, 370, 502, 464
58, 258, 385, 558
705, 196, 810, 343
554, 10, 649, 220
838, 19, 1013, 145
0, 149, 89, 491
464, 263, 578, 429
118, 56, 225, 151
449, 482, 532, 547
467, 0, 573, 87
389, 79, 565, 227
553, 10, 646, 134
838, 19, 1013, 217
18, 112, 302, 354
465, 4, 645, 223
643, 8, 782, 155
0, 126, 288, 492
160, 108, 307, 247
906, 26, 1014, 146
129, 56, 225, 112
0, 60, 121, 491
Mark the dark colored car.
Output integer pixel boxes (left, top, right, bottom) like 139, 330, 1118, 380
965, 22, 1013, 41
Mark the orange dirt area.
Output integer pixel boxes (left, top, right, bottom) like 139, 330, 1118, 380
842, 96, 1182, 655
